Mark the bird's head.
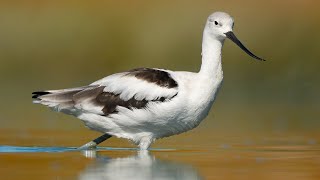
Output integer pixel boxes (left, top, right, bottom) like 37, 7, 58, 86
205, 12, 265, 61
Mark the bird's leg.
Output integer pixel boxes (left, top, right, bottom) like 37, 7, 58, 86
78, 133, 112, 150
139, 136, 153, 150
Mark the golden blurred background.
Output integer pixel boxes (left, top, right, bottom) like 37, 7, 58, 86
0, 0, 319, 135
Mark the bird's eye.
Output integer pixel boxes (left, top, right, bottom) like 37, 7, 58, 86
214, 21, 218, 25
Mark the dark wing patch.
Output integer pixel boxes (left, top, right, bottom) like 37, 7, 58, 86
73, 85, 176, 116
127, 68, 178, 88
97, 92, 148, 115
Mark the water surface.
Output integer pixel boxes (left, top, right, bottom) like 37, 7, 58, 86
0, 129, 319, 179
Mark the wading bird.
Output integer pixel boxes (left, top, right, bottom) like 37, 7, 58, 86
32, 12, 265, 150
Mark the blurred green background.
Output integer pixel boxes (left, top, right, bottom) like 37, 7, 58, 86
0, 0, 319, 134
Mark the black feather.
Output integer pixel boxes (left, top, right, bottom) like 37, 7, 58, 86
32, 91, 51, 99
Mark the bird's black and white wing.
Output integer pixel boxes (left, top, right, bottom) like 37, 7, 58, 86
32, 68, 179, 116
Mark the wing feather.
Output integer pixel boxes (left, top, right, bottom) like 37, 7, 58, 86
91, 68, 178, 101
33, 68, 179, 116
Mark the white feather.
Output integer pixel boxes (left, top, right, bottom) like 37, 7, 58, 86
91, 71, 178, 101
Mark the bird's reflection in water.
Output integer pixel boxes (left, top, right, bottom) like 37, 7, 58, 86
79, 150, 202, 180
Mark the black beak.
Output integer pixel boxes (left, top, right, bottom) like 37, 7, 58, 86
225, 31, 265, 61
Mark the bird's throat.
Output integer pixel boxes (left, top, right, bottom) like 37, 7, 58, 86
199, 32, 224, 78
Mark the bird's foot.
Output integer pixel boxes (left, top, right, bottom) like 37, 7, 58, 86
78, 141, 97, 150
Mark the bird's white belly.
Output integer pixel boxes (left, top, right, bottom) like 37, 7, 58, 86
77, 98, 202, 142
77, 74, 222, 145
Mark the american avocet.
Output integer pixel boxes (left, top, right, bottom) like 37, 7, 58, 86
32, 12, 265, 150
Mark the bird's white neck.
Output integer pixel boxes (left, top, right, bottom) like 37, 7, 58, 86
199, 30, 224, 78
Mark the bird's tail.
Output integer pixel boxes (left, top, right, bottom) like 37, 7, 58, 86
32, 86, 90, 114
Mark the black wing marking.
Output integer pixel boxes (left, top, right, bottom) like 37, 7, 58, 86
126, 68, 178, 88
74, 86, 175, 116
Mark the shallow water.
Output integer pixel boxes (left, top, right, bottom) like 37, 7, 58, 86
1, 129, 320, 180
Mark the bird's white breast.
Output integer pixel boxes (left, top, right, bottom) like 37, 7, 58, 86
160, 71, 223, 134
